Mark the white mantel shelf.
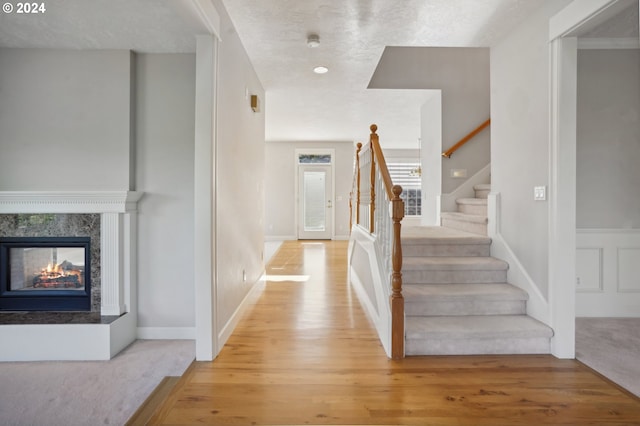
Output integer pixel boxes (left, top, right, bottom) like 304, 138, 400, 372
0, 191, 143, 214
0, 190, 143, 361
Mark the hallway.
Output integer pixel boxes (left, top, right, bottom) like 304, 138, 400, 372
148, 241, 640, 425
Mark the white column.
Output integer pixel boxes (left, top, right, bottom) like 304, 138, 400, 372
421, 92, 442, 226
548, 37, 577, 358
101, 212, 125, 316
123, 211, 137, 315
194, 35, 218, 361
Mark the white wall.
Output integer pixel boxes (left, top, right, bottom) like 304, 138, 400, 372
212, 0, 266, 336
368, 47, 490, 194
0, 49, 134, 190
422, 92, 443, 226
577, 49, 640, 228
135, 53, 196, 334
490, 0, 572, 300
0, 48, 200, 336
575, 47, 640, 318
264, 141, 353, 240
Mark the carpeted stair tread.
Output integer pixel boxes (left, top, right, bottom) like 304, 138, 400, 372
456, 198, 488, 206
403, 256, 507, 271
441, 212, 488, 223
406, 315, 553, 340
401, 225, 490, 244
474, 184, 491, 199
474, 184, 491, 191
403, 181, 552, 355
401, 226, 492, 257
404, 283, 528, 302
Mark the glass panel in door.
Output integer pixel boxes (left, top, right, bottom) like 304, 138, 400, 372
298, 165, 332, 239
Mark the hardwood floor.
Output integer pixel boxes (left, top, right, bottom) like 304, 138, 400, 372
148, 240, 640, 425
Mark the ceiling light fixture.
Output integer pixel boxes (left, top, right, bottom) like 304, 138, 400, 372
307, 34, 320, 48
313, 66, 329, 74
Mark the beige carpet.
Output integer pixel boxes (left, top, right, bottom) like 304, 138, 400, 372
0, 339, 194, 426
576, 317, 640, 397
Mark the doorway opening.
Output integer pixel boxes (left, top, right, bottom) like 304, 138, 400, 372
296, 150, 335, 240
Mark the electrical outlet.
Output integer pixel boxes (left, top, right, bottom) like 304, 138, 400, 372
534, 186, 546, 201
242, 269, 247, 282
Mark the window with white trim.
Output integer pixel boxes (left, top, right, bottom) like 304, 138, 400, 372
387, 162, 421, 216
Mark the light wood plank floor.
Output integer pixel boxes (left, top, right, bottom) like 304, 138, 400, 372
149, 240, 640, 425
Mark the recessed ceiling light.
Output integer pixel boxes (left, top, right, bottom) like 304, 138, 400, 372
313, 66, 329, 74
307, 34, 320, 48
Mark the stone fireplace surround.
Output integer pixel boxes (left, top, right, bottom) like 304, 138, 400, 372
0, 191, 142, 361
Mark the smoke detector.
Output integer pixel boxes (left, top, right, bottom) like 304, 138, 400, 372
307, 34, 320, 48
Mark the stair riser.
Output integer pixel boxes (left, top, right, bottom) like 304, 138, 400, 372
404, 269, 507, 284
457, 204, 487, 216
474, 189, 490, 199
406, 300, 526, 316
403, 244, 490, 257
441, 218, 487, 236
405, 337, 551, 356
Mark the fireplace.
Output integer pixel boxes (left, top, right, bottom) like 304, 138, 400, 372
0, 191, 142, 361
0, 237, 91, 311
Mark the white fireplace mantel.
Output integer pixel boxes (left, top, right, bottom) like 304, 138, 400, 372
0, 191, 143, 214
0, 190, 143, 361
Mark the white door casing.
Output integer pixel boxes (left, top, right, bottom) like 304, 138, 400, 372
298, 165, 333, 239
295, 149, 335, 240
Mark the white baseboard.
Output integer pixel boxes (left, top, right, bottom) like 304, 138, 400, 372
137, 327, 196, 340
265, 235, 296, 241
487, 193, 550, 325
266, 234, 350, 241
217, 277, 266, 348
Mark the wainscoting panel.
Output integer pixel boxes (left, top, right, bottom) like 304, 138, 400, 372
618, 248, 640, 292
576, 230, 640, 317
576, 248, 603, 292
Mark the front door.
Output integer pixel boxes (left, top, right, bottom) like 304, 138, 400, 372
298, 164, 332, 239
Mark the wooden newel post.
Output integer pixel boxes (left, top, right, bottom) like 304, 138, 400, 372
391, 184, 405, 360
355, 142, 362, 226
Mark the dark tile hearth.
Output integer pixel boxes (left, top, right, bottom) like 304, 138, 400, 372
0, 312, 120, 325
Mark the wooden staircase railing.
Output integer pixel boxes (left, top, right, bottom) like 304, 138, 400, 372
351, 124, 405, 359
442, 118, 491, 158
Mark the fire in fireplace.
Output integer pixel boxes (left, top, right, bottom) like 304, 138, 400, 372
0, 237, 91, 311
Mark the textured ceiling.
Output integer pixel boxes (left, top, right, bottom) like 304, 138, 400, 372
0, 0, 205, 52
1, 1, 637, 147
221, 0, 546, 146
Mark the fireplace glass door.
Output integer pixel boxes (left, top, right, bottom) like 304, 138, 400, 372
0, 237, 91, 311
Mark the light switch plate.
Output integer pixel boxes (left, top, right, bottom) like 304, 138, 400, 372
534, 186, 546, 201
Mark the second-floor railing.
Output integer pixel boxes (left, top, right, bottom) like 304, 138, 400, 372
351, 124, 405, 359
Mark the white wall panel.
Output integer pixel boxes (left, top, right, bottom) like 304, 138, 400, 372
576, 248, 603, 292
618, 248, 640, 292
577, 230, 640, 316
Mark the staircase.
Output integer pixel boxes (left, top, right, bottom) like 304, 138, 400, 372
402, 184, 553, 355
440, 183, 490, 235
